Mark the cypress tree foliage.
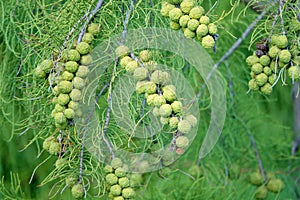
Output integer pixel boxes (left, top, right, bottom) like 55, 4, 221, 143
0, 0, 299, 199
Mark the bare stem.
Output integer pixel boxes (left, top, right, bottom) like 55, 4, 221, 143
235, 115, 267, 183
77, 0, 105, 44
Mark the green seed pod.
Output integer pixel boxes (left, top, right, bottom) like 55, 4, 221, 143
188, 165, 203, 178
152, 107, 160, 117
57, 93, 70, 106
250, 71, 255, 79
251, 63, 263, 74
82, 33, 94, 44
73, 77, 86, 89
110, 184, 122, 196
179, 15, 190, 27
185, 114, 197, 127
38, 59, 53, 73
68, 101, 79, 110
65, 176, 77, 187
263, 67, 272, 76
57, 80, 72, 94
118, 177, 130, 188
120, 56, 133, 68
34, 66, 47, 78
67, 49, 80, 62
104, 165, 113, 173
169, 117, 179, 129
162, 85, 176, 100
42, 136, 55, 151
76, 42, 90, 55
266, 178, 284, 193
184, 28, 195, 38
151, 70, 170, 85
259, 55, 271, 66
268, 74, 276, 85
129, 174, 143, 187
75, 108, 83, 117
122, 187, 136, 199
116, 45, 130, 58
180, 0, 194, 14
144, 61, 158, 72
169, 8, 183, 21
270, 35, 279, 45
249, 172, 264, 186
246, 55, 259, 66
171, 101, 182, 113
202, 35, 215, 48
49, 141, 60, 155
70, 89, 82, 101
106, 173, 118, 185
80, 54, 93, 65
159, 104, 172, 117
255, 186, 268, 199
293, 56, 300, 65
154, 95, 166, 106
87, 23, 100, 35
170, 21, 181, 30
54, 112, 67, 124
61, 71, 74, 81
115, 168, 126, 178
111, 157, 123, 169
208, 23, 217, 35
55, 104, 65, 112
126, 60, 139, 73
160, 2, 175, 17
260, 83, 272, 95
55, 158, 67, 169
176, 136, 189, 148
268, 46, 280, 58
178, 119, 191, 133
134, 67, 149, 81
189, 6, 204, 19
64, 108, 75, 119
139, 50, 152, 62
275, 35, 288, 49
187, 19, 199, 31
147, 94, 159, 106
136, 81, 155, 94
279, 49, 291, 63
288, 66, 300, 80
255, 73, 268, 86
196, 24, 208, 37
199, 16, 210, 24
65, 61, 79, 73
248, 79, 259, 91
160, 117, 169, 125
71, 184, 84, 199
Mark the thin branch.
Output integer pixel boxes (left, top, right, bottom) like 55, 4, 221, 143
279, 0, 287, 35
235, 115, 267, 183
121, 0, 135, 43
77, 0, 105, 44
77, 0, 106, 185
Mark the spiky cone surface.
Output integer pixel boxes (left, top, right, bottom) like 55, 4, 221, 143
266, 178, 284, 193
71, 184, 84, 199
249, 172, 264, 186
